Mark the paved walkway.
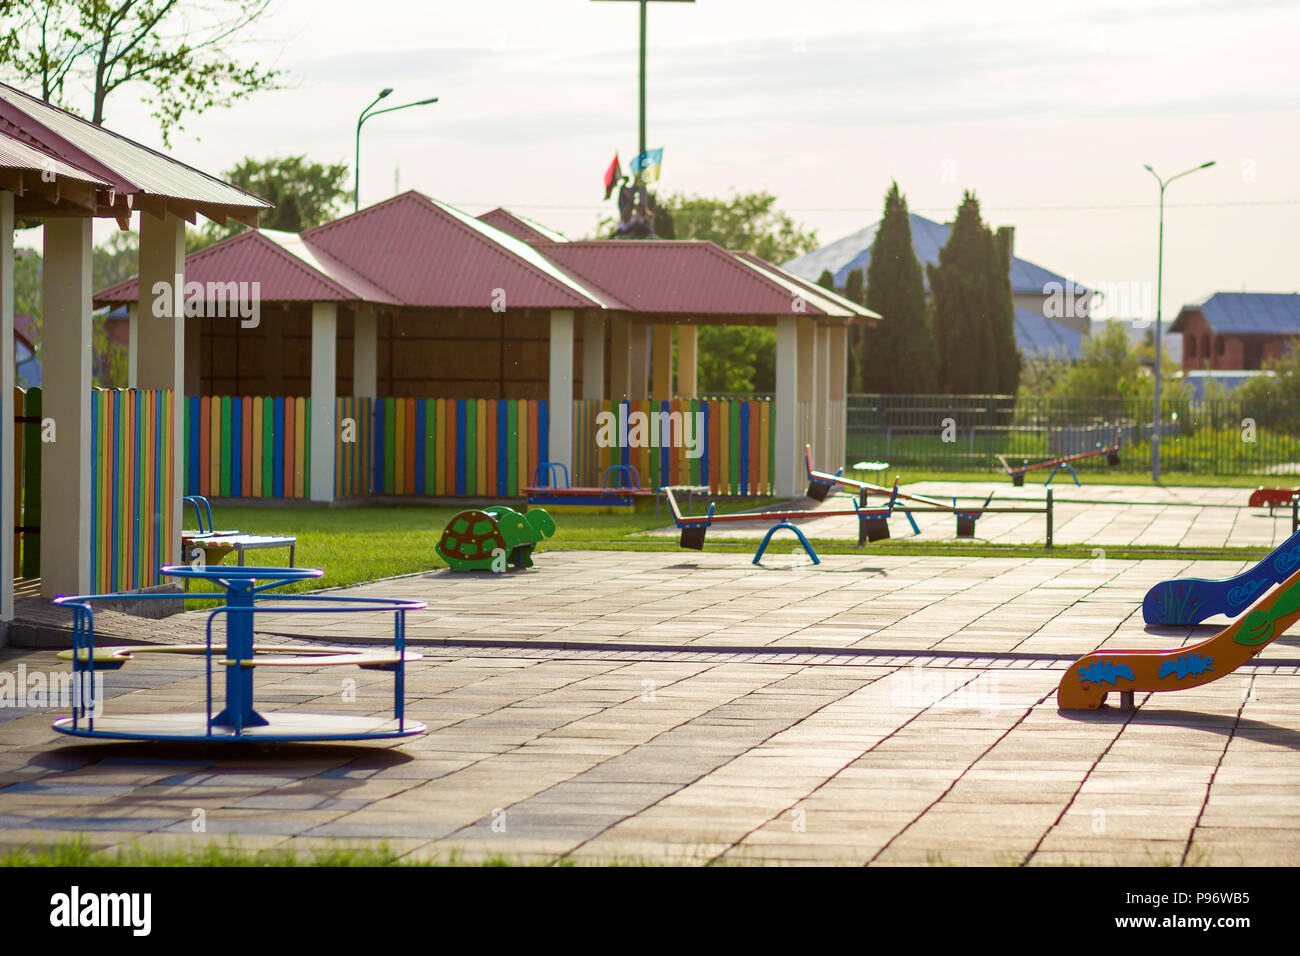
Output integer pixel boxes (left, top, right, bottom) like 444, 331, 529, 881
645, 482, 1295, 549
1, 551, 1298, 865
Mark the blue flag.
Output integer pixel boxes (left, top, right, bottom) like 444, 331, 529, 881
630, 148, 663, 183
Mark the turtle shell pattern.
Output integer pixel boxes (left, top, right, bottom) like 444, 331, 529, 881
438, 511, 508, 564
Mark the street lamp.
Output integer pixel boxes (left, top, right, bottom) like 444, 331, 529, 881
1143, 160, 1215, 482
354, 89, 439, 212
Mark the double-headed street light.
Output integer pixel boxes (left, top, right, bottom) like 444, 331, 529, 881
1143, 160, 1215, 481
355, 89, 439, 212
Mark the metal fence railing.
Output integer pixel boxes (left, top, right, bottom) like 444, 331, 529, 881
846, 394, 1300, 476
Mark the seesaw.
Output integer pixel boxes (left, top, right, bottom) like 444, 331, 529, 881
1249, 487, 1300, 511
1059, 564, 1300, 710
663, 482, 900, 565
1143, 525, 1300, 625
803, 446, 1043, 542
995, 430, 1122, 487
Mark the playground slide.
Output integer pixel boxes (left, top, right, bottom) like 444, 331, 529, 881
1059, 564, 1300, 710
1142, 526, 1300, 625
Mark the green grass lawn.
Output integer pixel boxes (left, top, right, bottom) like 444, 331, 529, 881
850, 468, 1277, 489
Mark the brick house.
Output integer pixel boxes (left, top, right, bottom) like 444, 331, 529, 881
1172, 292, 1300, 370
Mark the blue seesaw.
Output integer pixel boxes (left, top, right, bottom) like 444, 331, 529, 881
1143, 525, 1300, 625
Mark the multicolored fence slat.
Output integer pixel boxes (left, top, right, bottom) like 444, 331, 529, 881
571, 398, 771, 495
90, 388, 175, 593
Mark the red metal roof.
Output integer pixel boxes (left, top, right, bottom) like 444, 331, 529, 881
95, 230, 377, 305
729, 251, 879, 321
302, 192, 608, 310
476, 207, 569, 244
0, 81, 270, 223
532, 240, 856, 317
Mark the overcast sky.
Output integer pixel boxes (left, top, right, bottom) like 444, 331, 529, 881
79, 0, 1300, 320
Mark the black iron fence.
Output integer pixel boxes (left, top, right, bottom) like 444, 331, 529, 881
846, 394, 1300, 476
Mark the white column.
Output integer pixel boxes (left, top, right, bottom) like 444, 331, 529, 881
678, 324, 698, 398
137, 211, 186, 568
310, 302, 338, 502
127, 302, 138, 386
40, 218, 94, 597
581, 313, 605, 400
814, 324, 831, 470
629, 325, 649, 400
796, 316, 817, 468
652, 325, 673, 398
609, 315, 631, 399
829, 325, 848, 471
0, 192, 13, 634
184, 316, 201, 396
774, 315, 799, 497
353, 302, 378, 398
549, 309, 574, 472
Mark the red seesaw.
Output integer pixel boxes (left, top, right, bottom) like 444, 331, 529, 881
995, 429, 1122, 487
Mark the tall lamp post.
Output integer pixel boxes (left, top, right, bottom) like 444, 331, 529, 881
1143, 160, 1215, 481
355, 89, 439, 212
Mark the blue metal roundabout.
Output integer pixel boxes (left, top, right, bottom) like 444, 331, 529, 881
52, 566, 426, 743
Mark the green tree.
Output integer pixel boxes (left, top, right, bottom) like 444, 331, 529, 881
697, 326, 774, 393
816, 269, 834, 291
655, 189, 818, 263
1231, 335, 1300, 424
1051, 321, 1189, 402
0, 0, 283, 146
992, 226, 1021, 394
842, 268, 864, 305
860, 183, 938, 394
927, 192, 1013, 394
190, 155, 351, 245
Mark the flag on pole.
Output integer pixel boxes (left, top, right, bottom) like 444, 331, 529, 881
630, 147, 663, 183
603, 154, 624, 200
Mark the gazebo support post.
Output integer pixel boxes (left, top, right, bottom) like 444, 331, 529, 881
549, 309, 575, 475
774, 314, 799, 497
582, 313, 605, 400
609, 315, 631, 400
353, 303, 378, 398
796, 316, 817, 469
630, 325, 649, 400
137, 211, 187, 569
0, 191, 13, 636
310, 302, 338, 502
677, 324, 697, 398
40, 218, 94, 597
828, 325, 847, 473
652, 325, 672, 398
814, 324, 830, 471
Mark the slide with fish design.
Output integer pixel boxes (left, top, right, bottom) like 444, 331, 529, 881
1143, 526, 1300, 625
1058, 565, 1300, 710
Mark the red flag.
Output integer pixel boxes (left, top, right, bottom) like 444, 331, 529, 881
603, 154, 624, 200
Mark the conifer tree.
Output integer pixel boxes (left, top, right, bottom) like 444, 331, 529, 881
860, 183, 938, 393
927, 192, 1002, 393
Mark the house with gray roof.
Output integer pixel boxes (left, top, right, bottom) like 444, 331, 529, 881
1172, 292, 1300, 370
783, 212, 1092, 358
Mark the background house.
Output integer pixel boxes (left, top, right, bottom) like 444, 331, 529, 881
784, 213, 1092, 362
1172, 292, 1300, 371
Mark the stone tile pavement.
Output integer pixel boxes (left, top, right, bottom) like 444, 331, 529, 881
1, 550, 1298, 866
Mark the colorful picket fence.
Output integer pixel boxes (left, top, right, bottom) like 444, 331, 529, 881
356, 397, 549, 497
183, 395, 771, 499
90, 388, 176, 593
572, 398, 773, 495
186, 396, 549, 498
183, 396, 311, 498
12, 386, 41, 577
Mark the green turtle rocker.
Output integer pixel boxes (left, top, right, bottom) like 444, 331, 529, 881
436, 507, 556, 572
